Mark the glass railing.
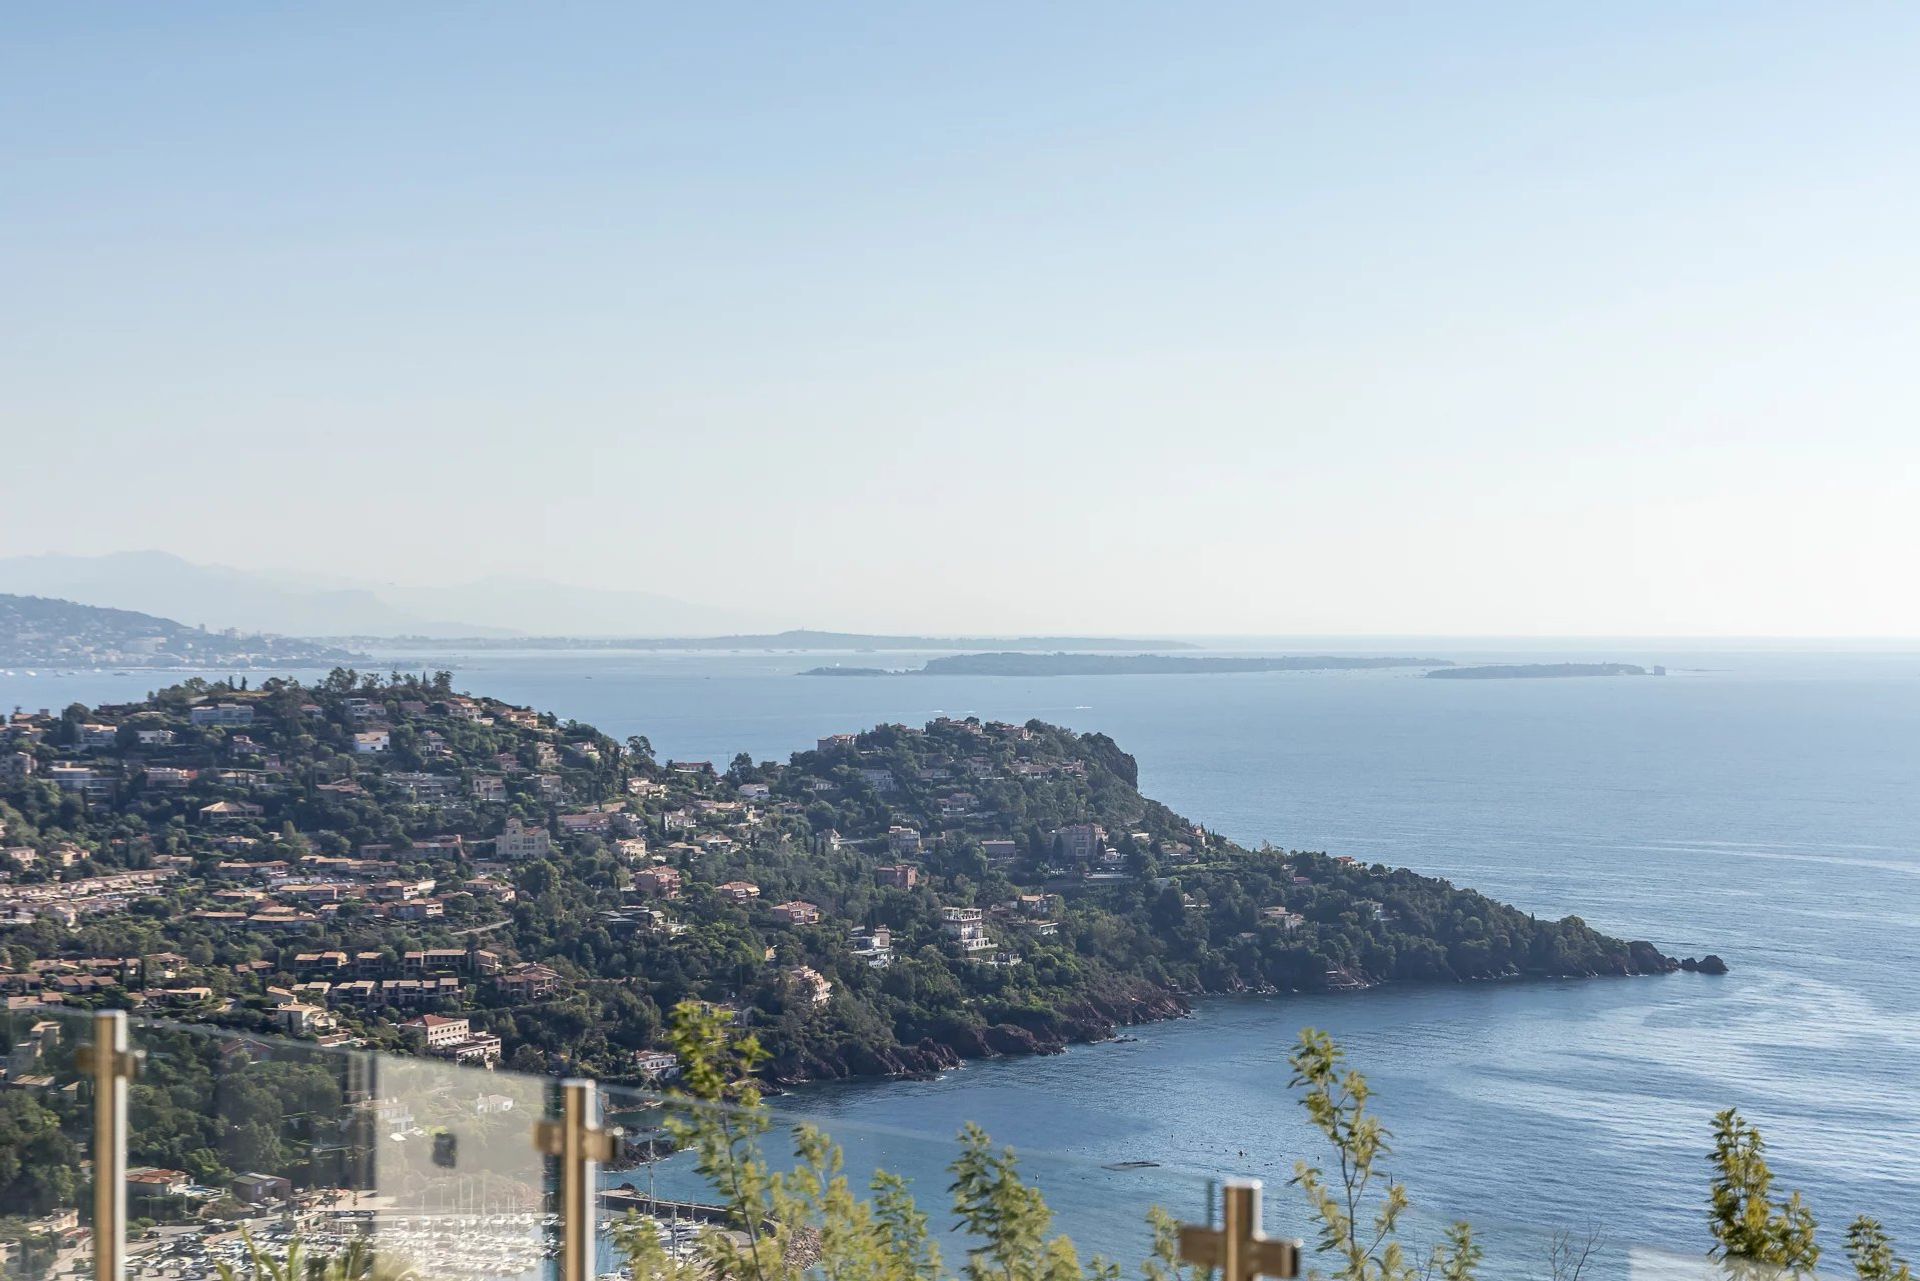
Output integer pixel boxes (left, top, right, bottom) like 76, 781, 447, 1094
50, 1009, 1218, 1281
121, 1014, 550, 1281
0, 1007, 1866, 1281
0, 1005, 96, 1280
1374, 1202, 1855, 1281
593, 1077, 1217, 1279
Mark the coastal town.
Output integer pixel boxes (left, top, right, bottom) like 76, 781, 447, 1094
0, 594, 358, 670
0, 683, 1225, 1074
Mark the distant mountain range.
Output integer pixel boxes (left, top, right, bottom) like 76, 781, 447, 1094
0, 594, 361, 668
0, 553, 1195, 651
0, 552, 768, 639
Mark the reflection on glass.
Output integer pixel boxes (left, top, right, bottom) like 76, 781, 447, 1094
0, 1007, 93, 1281
594, 1079, 1216, 1279
0, 1007, 1858, 1281
123, 1017, 552, 1281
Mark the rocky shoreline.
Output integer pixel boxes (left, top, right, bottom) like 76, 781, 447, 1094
763, 951, 1726, 1085
767, 982, 1190, 1083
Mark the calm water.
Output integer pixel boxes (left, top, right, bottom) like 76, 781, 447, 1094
10, 644, 1919, 1260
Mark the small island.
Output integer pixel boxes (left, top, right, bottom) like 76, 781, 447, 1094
1426, 663, 1664, 680
351, 629, 1198, 653
803, 653, 1453, 678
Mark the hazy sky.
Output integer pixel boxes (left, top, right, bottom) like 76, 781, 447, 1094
4, 5, 1917, 635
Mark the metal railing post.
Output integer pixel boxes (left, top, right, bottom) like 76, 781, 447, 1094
534, 1078, 616, 1281
80, 1011, 139, 1281
1178, 1179, 1301, 1281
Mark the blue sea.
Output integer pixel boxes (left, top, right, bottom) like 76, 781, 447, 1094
10, 643, 1918, 1266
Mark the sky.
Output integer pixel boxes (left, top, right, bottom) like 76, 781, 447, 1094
3, 4, 1918, 636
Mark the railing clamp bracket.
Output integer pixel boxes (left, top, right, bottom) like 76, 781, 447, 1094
1177, 1180, 1302, 1281
75, 1044, 144, 1081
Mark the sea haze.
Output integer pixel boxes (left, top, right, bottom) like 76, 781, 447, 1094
7, 643, 1917, 1258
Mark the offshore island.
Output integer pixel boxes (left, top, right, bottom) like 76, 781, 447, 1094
803, 652, 1452, 677
0, 669, 1712, 1094
340, 629, 1199, 653
1427, 662, 1666, 679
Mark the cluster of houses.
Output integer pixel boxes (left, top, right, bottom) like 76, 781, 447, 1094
0, 691, 1276, 1087
179, 853, 503, 932
624, 853, 1068, 972
0, 693, 807, 1075
1, 952, 191, 1010
0, 865, 177, 927
394, 1013, 503, 1065
0, 937, 572, 1064
0, 691, 614, 819
0, 1013, 67, 1090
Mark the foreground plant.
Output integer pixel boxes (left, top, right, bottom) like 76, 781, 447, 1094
1707, 1109, 1821, 1277
621, 1012, 1497, 1280
1846, 1217, 1914, 1281
614, 1001, 1187, 1281
213, 1232, 421, 1281
1706, 1107, 1917, 1281
1289, 1028, 1476, 1281
179, 1006, 1920, 1281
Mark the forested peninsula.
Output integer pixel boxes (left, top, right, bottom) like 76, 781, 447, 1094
0, 673, 1692, 1090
